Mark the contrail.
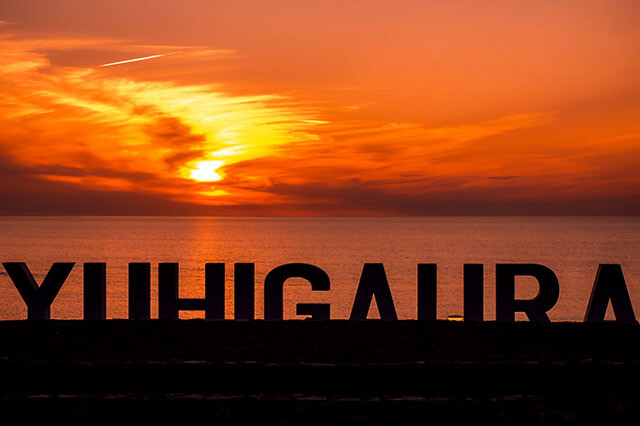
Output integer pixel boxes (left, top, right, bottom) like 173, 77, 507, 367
99, 52, 175, 67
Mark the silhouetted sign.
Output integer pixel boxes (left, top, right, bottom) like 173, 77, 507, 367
264, 263, 330, 320
496, 264, 559, 322
158, 263, 225, 319
584, 264, 636, 323
350, 263, 398, 320
1, 262, 637, 323
3, 262, 73, 320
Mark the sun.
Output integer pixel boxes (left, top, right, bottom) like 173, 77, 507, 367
189, 160, 224, 182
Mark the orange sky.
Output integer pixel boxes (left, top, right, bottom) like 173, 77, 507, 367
0, 0, 639, 215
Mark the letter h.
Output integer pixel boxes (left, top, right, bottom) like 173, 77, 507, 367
158, 263, 225, 319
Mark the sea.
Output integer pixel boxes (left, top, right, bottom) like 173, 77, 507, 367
0, 216, 638, 321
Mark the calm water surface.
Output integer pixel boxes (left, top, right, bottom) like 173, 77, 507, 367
0, 217, 638, 321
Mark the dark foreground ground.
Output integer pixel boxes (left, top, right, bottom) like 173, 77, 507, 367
1, 320, 639, 424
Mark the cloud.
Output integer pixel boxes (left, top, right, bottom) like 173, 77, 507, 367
259, 180, 640, 216
0, 31, 323, 206
1, 28, 639, 215
488, 176, 521, 180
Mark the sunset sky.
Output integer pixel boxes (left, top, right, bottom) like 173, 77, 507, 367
1, 0, 639, 215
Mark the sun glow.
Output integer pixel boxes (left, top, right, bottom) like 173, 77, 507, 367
0, 34, 325, 206
189, 160, 223, 182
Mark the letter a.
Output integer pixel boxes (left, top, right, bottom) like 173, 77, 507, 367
584, 264, 636, 324
350, 263, 398, 320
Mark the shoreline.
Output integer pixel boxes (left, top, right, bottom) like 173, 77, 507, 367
2, 321, 638, 424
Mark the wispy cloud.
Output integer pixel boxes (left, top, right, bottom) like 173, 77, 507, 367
0, 32, 322, 206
